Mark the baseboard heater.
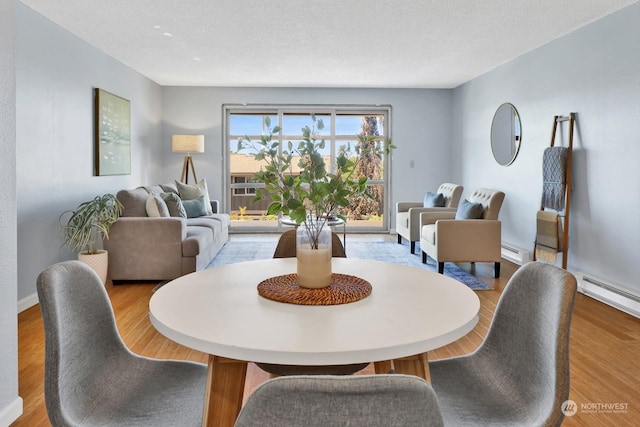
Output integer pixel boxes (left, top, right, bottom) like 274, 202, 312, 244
576, 272, 640, 319
500, 242, 530, 265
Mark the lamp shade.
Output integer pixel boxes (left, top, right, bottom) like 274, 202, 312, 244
172, 134, 205, 154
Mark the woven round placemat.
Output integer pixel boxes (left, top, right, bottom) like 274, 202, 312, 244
257, 273, 372, 305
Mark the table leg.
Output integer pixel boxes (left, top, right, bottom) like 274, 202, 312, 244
373, 360, 394, 374
202, 355, 248, 427
393, 353, 431, 382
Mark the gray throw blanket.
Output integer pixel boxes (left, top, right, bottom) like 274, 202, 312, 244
542, 147, 568, 211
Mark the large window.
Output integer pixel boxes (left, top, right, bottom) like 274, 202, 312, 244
224, 105, 392, 232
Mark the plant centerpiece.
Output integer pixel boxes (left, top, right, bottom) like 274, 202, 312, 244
60, 194, 123, 284
239, 115, 393, 288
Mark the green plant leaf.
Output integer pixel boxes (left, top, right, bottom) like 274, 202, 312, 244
60, 194, 122, 254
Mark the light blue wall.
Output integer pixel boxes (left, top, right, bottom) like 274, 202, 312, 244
15, 2, 164, 301
13, 0, 640, 311
452, 2, 640, 292
14, 3, 455, 306
0, 1, 20, 424
161, 87, 453, 212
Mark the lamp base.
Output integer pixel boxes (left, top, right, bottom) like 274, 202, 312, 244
180, 155, 198, 184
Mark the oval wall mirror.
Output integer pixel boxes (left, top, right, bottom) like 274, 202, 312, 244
491, 103, 522, 166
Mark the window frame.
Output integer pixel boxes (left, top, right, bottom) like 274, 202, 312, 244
223, 104, 393, 233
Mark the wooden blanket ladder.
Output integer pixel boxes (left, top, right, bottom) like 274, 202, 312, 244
533, 113, 575, 269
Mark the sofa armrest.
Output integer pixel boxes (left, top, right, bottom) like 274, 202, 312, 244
103, 217, 187, 280
419, 210, 457, 227
434, 219, 502, 261
396, 201, 423, 213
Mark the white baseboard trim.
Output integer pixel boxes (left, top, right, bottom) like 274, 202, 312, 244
0, 396, 23, 427
500, 242, 530, 265
576, 272, 640, 319
18, 292, 38, 313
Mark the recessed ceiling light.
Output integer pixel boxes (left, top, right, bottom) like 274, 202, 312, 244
153, 25, 161, 29
193, 57, 201, 61
162, 32, 173, 37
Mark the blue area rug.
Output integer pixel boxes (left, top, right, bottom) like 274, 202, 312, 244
208, 236, 491, 290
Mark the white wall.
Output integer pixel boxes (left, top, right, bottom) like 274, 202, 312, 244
161, 87, 453, 216
452, 2, 640, 293
0, 0, 21, 424
15, 3, 164, 301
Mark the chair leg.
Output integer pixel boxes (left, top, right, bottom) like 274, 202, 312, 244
421, 251, 427, 264
494, 262, 501, 278
397, 235, 402, 244
438, 262, 444, 274
410, 242, 416, 254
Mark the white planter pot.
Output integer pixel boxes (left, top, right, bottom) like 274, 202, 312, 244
78, 250, 109, 285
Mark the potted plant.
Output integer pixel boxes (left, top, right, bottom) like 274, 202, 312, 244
60, 194, 123, 284
239, 115, 393, 288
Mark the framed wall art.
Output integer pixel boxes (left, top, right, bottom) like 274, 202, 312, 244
94, 88, 131, 176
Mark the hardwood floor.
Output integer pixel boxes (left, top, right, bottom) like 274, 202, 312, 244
14, 235, 640, 426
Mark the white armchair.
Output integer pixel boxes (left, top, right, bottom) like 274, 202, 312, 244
420, 188, 505, 277
395, 183, 463, 254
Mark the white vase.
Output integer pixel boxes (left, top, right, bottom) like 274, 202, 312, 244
78, 250, 109, 285
296, 222, 332, 289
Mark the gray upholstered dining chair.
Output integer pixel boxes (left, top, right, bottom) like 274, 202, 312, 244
234, 374, 444, 427
429, 261, 577, 426
37, 261, 207, 427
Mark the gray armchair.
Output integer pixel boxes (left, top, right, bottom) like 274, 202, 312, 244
37, 261, 207, 426
235, 374, 444, 427
396, 183, 463, 254
420, 188, 505, 277
429, 261, 577, 426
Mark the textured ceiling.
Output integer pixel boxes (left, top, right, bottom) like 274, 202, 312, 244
20, 0, 638, 88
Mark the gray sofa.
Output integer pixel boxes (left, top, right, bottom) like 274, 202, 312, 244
103, 182, 229, 282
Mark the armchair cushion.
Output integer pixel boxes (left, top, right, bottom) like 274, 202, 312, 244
422, 224, 436, 245
424, 192, 446, 207
455, 199, 484, 219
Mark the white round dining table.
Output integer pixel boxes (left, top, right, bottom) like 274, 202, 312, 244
149, 257, 480, 427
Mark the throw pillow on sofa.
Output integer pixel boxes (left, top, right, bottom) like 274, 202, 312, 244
117, 188, 149, 217
146, 194, 170, 217
176, 179, 213, 215
160, 192, 187, 218
182, 195, 208, 218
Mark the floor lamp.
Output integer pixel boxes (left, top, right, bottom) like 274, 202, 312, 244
172, 134, 204, 184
